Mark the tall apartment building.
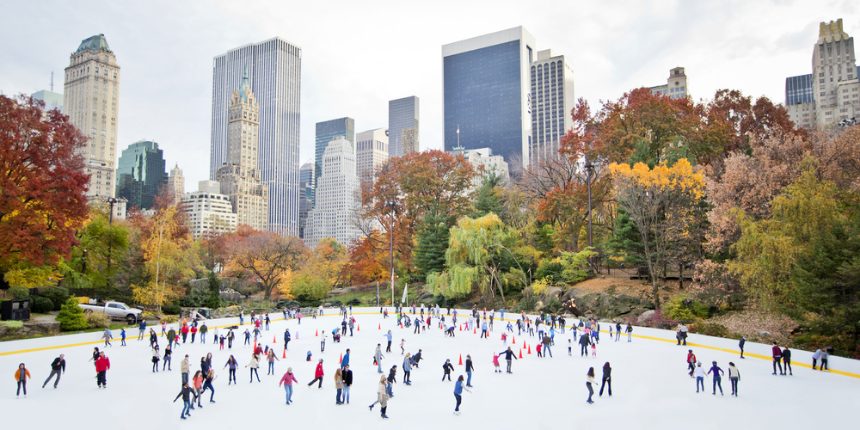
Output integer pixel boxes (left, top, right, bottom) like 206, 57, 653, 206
529, 49, 575, 164
215, 72, 269, 231
785, 19, 860, 128
306, 136, 360, 249
315, 117, 355, 189
116, 140, 167, 211
62, 34, 121, 199
356, 128, 389, 184
31, 90, 64, 111
649, 67, 690, 99
388, 96, 419, 157
443, 27, 536, 168
167, 164, 185, 206
181, 180, 237, 238
298, 160, 314, 239
211, 37, 301, 235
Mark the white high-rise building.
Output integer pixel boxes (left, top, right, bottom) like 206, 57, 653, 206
452, 146, 509, 192
211, 37, 302, 235
356, 128, 389, 184
306, 136, 360, 249
181, 181, 237, 238
167, 164, 185, 206
530, 49, 575, 164
62, 34, 121, 199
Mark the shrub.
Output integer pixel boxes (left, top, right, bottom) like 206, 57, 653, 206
86, 312, 111, 328
663, 294, 710, 320
161, 302, 181, 315
292, 274, 329, 302
691, 322, 730, 338
39, 287, 69, 311
32, 296, 54, 313
56, 297, 88, 331
160, 316, 179, 324
9, 286, 29, 299
346, 298, 361, 306
536, 259, 564, 281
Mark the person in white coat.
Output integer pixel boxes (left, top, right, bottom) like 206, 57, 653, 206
246, 353, 260, 383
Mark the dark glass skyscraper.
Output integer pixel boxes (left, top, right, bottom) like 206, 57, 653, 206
116, 140, 167, 211
785, 74, 814, 106
314, 117, 354, 189
442, 27, 535, 168
388, 96, 419, 157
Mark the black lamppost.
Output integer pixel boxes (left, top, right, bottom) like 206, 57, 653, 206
584, 159, 594, 248
387, 200, 397, 308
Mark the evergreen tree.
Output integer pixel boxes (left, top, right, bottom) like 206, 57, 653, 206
413, 211, 452, 283
473, 170, 504, 218
604, 208, 648, 274
56, 297, 88, 331
206, 271, 221, 309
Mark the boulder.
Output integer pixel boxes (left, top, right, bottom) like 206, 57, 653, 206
24, 321, 60, 336
637, 310, 656, 324
0, 326, 6, 337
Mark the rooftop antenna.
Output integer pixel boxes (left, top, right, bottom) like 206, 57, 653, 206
50, 71, 54, 92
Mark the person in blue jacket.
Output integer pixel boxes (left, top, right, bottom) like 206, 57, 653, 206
341, 349, 351, 370
453, 375, 472, 415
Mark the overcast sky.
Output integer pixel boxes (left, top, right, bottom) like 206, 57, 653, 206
1, 0, 856, 192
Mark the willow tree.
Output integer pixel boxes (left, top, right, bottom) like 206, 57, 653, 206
427, 213, 525, 306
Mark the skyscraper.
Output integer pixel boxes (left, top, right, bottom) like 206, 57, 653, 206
116, 140, 167, 211
167, 164, 185, 206
529, 49, 575, 164
306, 136, 361, 248
215, 72, 269, 232
181, 181, 237, 239
298, 160, 314, 239
442, 27, 536, 168
315, 117, 354, 189
62, 34, 121, 199
31, 90, 63, 111
388, 96, 419, 157
356, 128, 389, 184
211, 37, 302, 235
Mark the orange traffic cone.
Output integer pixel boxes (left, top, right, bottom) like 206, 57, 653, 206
339, 353, 343, 364
378, 323, 381, 330
473, 327, 476, 334
283, 349, 286, 359
527, 345, 532, 354
458, 354, 463, 365
315, 329, 318, 337
273, 335, 276, 343
357, 325, 360, 331
519, 349, 524, 359
459, 325, 462, 331
253, 339, 257, 350
513, 336, 516, 344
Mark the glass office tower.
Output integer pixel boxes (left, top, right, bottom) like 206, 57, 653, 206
314, 117, 354, 190
116, 140, 167, 211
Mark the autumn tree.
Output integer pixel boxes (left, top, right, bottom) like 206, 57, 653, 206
0, 95, 90, 288
609, 159, 706, 306
59, 203, 130, 290
341, 232, 389, 286
226, 230, 306, 300
308, 238, 347, 289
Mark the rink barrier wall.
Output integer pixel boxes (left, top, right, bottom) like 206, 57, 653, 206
1, 307, 859, 379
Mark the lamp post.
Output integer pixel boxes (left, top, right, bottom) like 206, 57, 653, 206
387, 200, 397, 308
584, 159, 594, 248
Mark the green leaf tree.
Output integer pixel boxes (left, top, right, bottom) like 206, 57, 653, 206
56, 297, 88, 331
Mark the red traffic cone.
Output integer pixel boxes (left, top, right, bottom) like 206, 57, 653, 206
378, 323, 381, 330
527, 345, 532, 354
400, 323, 403, 329
519, 349, 524, 359
253, 339, 257, 350
283, 349, 286, 359
458, 354, 463, 365
513, 336, 516, 344
339, 353, 343, 364
473, 327, 476, 334
315, 329, 318, 337
459, 325, 462, 331
273, 335, 276, 343
357, 325, 360, 331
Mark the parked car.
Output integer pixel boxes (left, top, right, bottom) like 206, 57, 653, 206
79, 301, 142, 325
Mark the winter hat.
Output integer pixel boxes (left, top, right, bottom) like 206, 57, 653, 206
697, 362, 702, 367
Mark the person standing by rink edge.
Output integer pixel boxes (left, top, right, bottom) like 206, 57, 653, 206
15, 363, 31, 397
279, 367, 298, 404
599, 362, 612, 396
585, 367, 596, 404
728, 362, 741, 396
739, 336, 747, 359
453, 375, 472, 415
42, 354, 66, 389
771, 342, 784, 375
782, 346, 793, 376
625, 323, 633, 342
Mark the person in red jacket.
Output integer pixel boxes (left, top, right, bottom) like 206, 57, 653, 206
190, 325, 198, 343
181, 324, 190, 343
686, 350, 697, 378
95, 352, 111, 388
771, 342, 784, 375
307, 359, 324, 388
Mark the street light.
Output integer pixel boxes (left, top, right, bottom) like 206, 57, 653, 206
584, 159, 594, 248
387, 200, 397, 308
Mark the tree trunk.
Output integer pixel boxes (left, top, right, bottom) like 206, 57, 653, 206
678, 262, 684, 290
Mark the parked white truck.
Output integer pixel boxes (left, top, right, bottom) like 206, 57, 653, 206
79, 301, 142, 325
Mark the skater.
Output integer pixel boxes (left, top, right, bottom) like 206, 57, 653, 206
279, 368, 298, 404
343, 364, 353, 403
335, 368, 344, 404
201, 369, 217, 403
386, 365, 397, 397
568, 339, 572, 356
173, 382, 197, 420
579, 331, 592, 356
464, 354, 475, 387
442, 359, 454, 381
266, 349, 280, 375
200, 323, 208, 344
615, 322, 621, 341
190, 324, 197, 343
708, 361, 724, 395
244, 329, 251, 346
224, 355, 237, 385
695, 362, 706, 393
493, 353, 501, 373
103, 328, 113, 347
95, 351, 110, 388
167, 327, 176, 349
542, 334, 553, 357
728, 362, 741, 396
536, 343, 542, 358
686, 350, 698, 377
453, 375, 471, 415
812, 348, 822, 370
283, 328, 291, 350
498, 347, 518, 373
375, 344, 384, 373
412, 349, 423, 368
246, 353, 261, 383
192, 371, 204, 408
385, 330, 393, 353
739, 336, 746, 358
376, 375, 390, 418
138, 319, 146, 340
402, 354, 412, 385
771, 342, 784, 375
599, 362, 612, 396
15, 363, 30, 397
586, 367, 596, 404
42, 354, 66, 389
152, 346, 160, 372
400, 339, 405, 355
321, 334, 326, 352
341, 349, 351, 371
782, 347, 792, 375
163, 344, 172, 371
308, 359, 324, 388
480, 321, 488, 338
120, 328, 126, 346
625, 323, 633, 342
181, 355, 190, 384
819, 347, 829, 371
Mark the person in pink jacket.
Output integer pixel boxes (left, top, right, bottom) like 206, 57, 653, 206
493, 354, 501, 373
279, 368, 298, 404
308, 359, 324, 388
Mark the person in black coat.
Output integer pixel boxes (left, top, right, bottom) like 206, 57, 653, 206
579, 333, 592, 356
498, 347, 518, 374
386, 365, 397, 397
782, 347, 792, 375
599, 362, 612, 396
174, 382, 198, 419
442, 359, 454, 381
42, 354, 66, 389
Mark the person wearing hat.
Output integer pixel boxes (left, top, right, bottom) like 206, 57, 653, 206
707, 361, 724, 395
308, 359, 324, 388
279, 367, 298, 404
694, 362, 706, 393
15, 363, 31, 397
442, 359, 454, 381
686, 350, 697, 378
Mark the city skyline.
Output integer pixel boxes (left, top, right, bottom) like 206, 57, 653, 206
1, 1, 855, 193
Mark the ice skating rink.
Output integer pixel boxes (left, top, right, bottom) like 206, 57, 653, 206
1, 309, 858, 429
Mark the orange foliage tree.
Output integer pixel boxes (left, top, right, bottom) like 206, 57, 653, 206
224, 227, 307, 300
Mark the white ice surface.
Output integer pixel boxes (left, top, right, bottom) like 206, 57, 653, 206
1, 309, 858, 429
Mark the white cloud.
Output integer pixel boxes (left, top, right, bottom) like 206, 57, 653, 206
0, 0, 856, 192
